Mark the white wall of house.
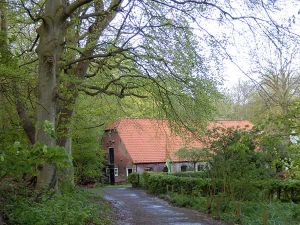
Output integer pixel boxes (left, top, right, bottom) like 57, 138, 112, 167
133, 161, 208, 173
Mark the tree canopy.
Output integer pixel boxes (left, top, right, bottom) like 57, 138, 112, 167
1, 0, 299, 190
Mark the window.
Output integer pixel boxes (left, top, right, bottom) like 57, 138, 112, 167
181, 165, 187, 172
163, 166, 168, 172
114, 168, 118, 177
126, 168, 133, 177
144, 167, 153, 172
197, 164, 206, 171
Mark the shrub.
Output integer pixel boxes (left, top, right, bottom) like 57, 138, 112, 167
73, 138, 104, 185
169, 192, 193, 207
141, 173, 210, 196
4, 189, 107, 225
172, 171, 208, 178
72, 119, 105, 185
128, 173, 140, 187
168, 192, 207, 211
141, 172, 151, 188
138, 172, 300, 203
1, 142, 70, 183
264, 179, 300, 202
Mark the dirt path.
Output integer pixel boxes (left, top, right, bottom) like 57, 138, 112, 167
104, 187, 224, 225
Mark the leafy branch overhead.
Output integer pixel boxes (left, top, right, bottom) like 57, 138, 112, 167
1, 0, 298, 191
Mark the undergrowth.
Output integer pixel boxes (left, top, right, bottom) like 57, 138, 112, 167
166, 192, 300, 225
1, 185, 112, 225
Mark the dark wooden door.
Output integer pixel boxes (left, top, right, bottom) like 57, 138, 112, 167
109, 147, 114, 164
108, 148, 115, 185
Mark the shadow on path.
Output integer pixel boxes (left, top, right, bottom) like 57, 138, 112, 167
104, 187, 224, 225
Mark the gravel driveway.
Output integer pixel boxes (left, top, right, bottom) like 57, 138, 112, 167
104, 187, 224, 225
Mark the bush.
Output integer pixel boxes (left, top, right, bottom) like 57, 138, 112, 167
172, 171, 208, 178
128, 173, 140, 187
264, 179, 300, 202
169, 192, 193, 207
168, 191, 300, 225
135, 172, 300, 203
73, 137, 104, 185
140, 173, 210, 196
0, 142, 70, 183
4, 189, 107, 225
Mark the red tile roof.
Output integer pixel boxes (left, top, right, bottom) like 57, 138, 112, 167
106, 118, 253, 163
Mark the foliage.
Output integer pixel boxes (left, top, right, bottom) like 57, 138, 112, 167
206, 128, 268, 199
134, 172, 300, 224
130, 172, 300, 203
128, 173, 140, 188
73, 147, 104, 185
72, 129, 104, 185
216, 81, 260, 121
129, 173, 210, 196
171, 171, 208, 178
168, 192, 300, 225
2, 188, 111, 225
176, 147, 211, 171
0, 141, 71, 181
289, 144, 300, 179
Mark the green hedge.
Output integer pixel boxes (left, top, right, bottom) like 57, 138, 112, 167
129, 173, 300, 203
129, 173, 210, 196
171, 171, 208, 178
261, 179, 300, 202
128, 173, 140, 187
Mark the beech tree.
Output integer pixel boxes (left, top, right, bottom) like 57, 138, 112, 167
1, 0, 293, 190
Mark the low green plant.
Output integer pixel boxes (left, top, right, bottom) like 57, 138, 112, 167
4, 188, 110, 225
167, 191, 300, 225
137, 173, 209, 196
0, 141, 70, 182
128, 173, 140, 187
172, 171, 208, 178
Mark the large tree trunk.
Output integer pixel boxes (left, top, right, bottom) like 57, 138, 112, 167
0, 1, 7, 51
55, 0, 121, 185
35, 0, 121, 189
35, 0, 66, 190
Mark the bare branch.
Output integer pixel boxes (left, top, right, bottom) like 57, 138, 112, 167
64, 0, 94, 19
19, 0, 42, 22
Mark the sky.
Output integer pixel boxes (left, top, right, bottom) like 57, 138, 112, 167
213, 0, 300, 88
107, 0, 300, 90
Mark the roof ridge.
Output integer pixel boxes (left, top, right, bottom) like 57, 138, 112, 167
119, 117, 251, 121
122, 117, 166, 120
213, 119, 251, 122
105, 118, 253, 130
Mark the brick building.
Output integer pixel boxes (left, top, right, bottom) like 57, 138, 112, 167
102, 118, 253, 183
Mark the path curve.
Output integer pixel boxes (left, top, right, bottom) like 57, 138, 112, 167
104, 187, 224, 225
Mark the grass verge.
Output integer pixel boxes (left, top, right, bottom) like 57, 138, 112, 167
163, 192, 300, 225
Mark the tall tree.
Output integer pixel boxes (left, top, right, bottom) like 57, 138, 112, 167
3, 0, 293, 190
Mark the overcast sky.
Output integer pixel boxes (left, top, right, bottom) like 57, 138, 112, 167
217, 0, 300, 88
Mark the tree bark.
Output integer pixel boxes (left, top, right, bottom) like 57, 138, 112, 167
56, 0, 121, 185
35, 0, 66, 190
16, 100, 35, 144
34, 0, 121, 189
0, 1, 8, 52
